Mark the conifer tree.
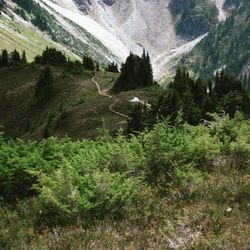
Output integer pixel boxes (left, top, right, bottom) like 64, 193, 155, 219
106, 61, 119, 73
40, 47, 67, 66
145, 52, 153, 85
83, 56, 95, 71
35, 67, 54, 103
127, 103, 144, 134
113, 51, 154, 92
96, 61, 100, 71
0, 0, 5, 11
21, 51, 27, 64
0, 49, 9, 67
11, 49, 21, 65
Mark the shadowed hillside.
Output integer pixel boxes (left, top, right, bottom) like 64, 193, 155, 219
0, 65, 157, 139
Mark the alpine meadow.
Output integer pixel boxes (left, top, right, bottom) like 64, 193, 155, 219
0, 0, 249, 249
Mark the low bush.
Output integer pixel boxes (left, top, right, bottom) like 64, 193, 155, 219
0, 114, 249, 230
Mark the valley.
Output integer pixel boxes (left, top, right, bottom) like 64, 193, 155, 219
1, 0, 230, 79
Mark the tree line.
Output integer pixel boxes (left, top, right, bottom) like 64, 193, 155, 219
105, 61, 119, 73
113, 50, 154, 92
0, 47, 120, 74
0, 49, 27, 67
128, 68, 250, 133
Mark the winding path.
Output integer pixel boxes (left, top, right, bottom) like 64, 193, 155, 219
91, 77, 130, 119
92, 77, 112, 98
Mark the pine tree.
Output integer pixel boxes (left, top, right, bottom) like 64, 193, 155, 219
83, 56, 95, 70
0, 0, 5, 11
11, 49, 21, 65
21, 51, 27, 64
1, 49, 9, 67
127, 103, 144, 134
35, 67, 54, 103
40, 47, 67, 66
113, 51, 154, 92
106, 61, 119, 73
145, 52, 153, 85
96, 61, 100, 71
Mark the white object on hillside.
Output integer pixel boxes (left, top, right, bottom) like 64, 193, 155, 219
130, 97, 140, 103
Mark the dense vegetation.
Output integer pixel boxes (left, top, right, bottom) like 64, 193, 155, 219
113, 51, 153, 92
169, 0, 218, 37
182, 0, 250, 82
0, 113, 249, 248
0, 47, 99, 76
82, 56, 96, 71
0, 0, 5, 11
0, 49, 27, 67
0, 1, 249, 248
34, 47, 68, 67
106, 61, 119, 73
128, 69, 250, 132
0, 50, 249, 248
35, 67, 54, 105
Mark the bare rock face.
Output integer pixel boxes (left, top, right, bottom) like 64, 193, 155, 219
43, 0, 222, 79
73, 0, 92, 13
73, 0, 115, 13
102, 0, 115, 6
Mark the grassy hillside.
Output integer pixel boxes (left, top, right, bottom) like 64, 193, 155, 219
0, 0, 118, 64
0, 12, 62, 62
0, 65, 158, 139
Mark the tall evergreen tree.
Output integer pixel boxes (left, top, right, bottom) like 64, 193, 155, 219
83, 56, 95, 71
113, 51, 154, 92
0, 0, 5, 11
145, 52, 153, 85
35, 67, 54, 103
11, 49, 21, 65
40, 47, 67, 66
127, 68, 250, 133
21, 51, 27, 64
1, 49, 9, 67
106, 61, 119, 73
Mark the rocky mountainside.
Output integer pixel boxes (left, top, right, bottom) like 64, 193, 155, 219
0, 0, 119, 64
0, 0, 227, 79
53, 0, 226, 78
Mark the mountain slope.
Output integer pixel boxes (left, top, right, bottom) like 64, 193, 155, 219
169, 0, 219, 38
1, 0, 226, 78
52, 0, 225, 78
0, 0, 119, 64
0, 2, 77, 62
181, 0, 250, 82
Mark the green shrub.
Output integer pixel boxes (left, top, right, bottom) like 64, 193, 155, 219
142, 119, 219, 183
0, 114, 249, 229
73, 95, 87, 107
35, 159, 143, 226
